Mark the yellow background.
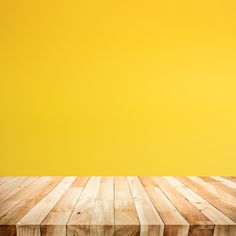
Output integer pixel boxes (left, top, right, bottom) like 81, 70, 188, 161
1, 0, 236, 175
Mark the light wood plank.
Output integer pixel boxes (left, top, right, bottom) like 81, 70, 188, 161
0, 199, 36, 236
0, 177, 63, 236
17, 177, 76, 236
71, 177, 89, 187
177, 177, 236, 223
0, 177, 18, 185
90, 177, 114, 236
115, 177, 140, 236
139, 177, 189, 236
223, 177, 236, 183
153, 177, 214, 236
41, 187, 83, 236
211, 177, 236, 189
165, 177, 236, 236
67, 177, 101, 236
0, 176, 236, 236
200, 177, 236, 201
0, 177, 63, 219
127, 177, 164, 236
0, 177, 39, 202
0, 177, 32, 201
188, 177, 236, 206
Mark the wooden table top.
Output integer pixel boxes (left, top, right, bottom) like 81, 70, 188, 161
0, 176, 236, 236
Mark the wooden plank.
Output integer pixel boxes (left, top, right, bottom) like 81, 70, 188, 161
0, 177, 32, 201
41, 187, 83, 236
90, 177, 114, 236
139, 177, 189, 236
67, 177, 101, 236
0, 177, 63, 219
211, 177, 236, 189
177, 177, 236, 223
0, 177, 18, 185
213, 225, 236, 236
1, 176, 236, 236
187, 177, 236, 207
189, 176, 236, 208
0, 177, 63, 236
115, 177, 140, 236
200, 177, 236, 200
0, 199, 36, 236
165, 177, 236, 236
68, 177, 114, 236
127, 177, 164, 236
153, 177, 214, 236
0, 177, 39, 202
223, 177, 236, 183
17, 177, 76, 236
71, 177, 89, 187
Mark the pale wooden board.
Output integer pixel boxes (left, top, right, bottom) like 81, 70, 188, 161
199, 177, 236, 204
71, 177, 89, 187
90, 177, 114, 236
67, 177, 101, 236
0, 177, 63, 236
165, 177, 236, 236
114, 177, 140, 236
211, 177, 236, 190
201, 177, 236, 198
0, 177, 19, 186
41, 187, 83, 236
127, 177, 164, 236
0, 177, 35, 201
68, 177, 115, 236
223, 177, 236, 183
0, 177, 39, 203
0, 177, 63, 219
17, 177, 76, 236
0, 199, 36, 236
177, 177, 236, 223
153, 177, 214, 236
0, 176, 236, 236
139, 177, 189, 236
187, 177, 236, 207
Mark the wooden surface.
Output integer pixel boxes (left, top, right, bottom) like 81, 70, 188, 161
0, 177, 236, 236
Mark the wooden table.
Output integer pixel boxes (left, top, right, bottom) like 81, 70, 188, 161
0, 176, 236, 236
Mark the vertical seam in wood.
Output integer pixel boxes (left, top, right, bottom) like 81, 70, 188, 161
126, 176, 141, 228
65, 177, 90, 236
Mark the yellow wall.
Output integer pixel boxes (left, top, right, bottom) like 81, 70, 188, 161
1, 0, 236, 175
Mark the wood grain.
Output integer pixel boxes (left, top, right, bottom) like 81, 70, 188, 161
0, 176, 235, 236
139, 177, 189, 236
67, 177, 101, 236
165, 177, 236, 236
115, 177, 139, 236
17, 177, 76, 236
127, 177, 164, 236
177, 177, 236, 223
153, 177, 214, 236
41, 187, 83, 236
